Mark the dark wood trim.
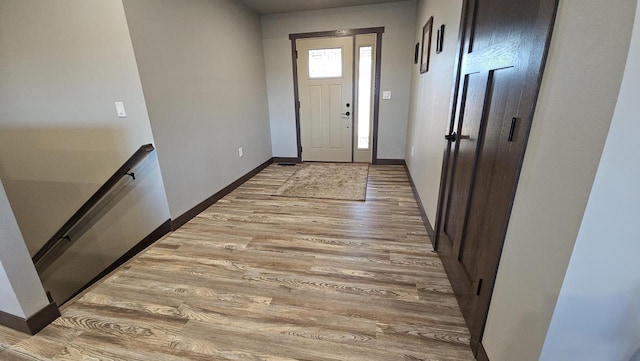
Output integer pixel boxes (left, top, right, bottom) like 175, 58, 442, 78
289, 27, 384, 164
404, 164, 435, 244
273, 157, 302, 164
0, 301, 60, 335
62, 219, 172, 305
291, 38, 303, 163
351, 35, 357, 163
289, 27, 385, 40
25, 301, 61, 335
33, 144, 155, 265
0, 309, 32, 334
171, 158, 274, 230
371, 31, 383, 165
376, 159, 406, 165
433, 1, 469, 252
476, 342, 490, 361
273, 157, 301, 164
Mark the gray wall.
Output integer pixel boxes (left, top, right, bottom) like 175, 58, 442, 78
0, 180, 49, 319
262, 1, 416, 160
482, 0, 638, 360
0, 0, 171, 304
540, 3, 640, 358
405, 0, 463, 224
123, 0, 273, 219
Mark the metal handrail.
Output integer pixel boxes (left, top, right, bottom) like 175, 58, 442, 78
31, 144, 155, 265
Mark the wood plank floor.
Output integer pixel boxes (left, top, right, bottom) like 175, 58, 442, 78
0, 164, 475, 361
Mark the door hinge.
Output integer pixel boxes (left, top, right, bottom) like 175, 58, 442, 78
476, 278, 484, 296
296, 100, 300, 109
295, 50, 298, 59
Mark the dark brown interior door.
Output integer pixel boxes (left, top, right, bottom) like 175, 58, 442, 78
435, 0, 558, 353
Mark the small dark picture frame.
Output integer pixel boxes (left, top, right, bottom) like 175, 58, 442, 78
414, 42, 420, 64
420, 16, 433, 73
436, 24, 445, 54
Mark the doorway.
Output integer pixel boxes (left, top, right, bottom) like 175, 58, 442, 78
435, 0, 558, 355
290, 28, 384, 163
296, 36, 353, 162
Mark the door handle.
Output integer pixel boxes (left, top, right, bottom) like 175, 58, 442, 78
444, 132, 457, 142
342, 112, 351, 116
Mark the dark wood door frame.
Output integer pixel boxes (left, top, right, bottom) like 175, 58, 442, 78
434, 3, 469, 252
289, 27, 385, 164
433, 0, 558, 354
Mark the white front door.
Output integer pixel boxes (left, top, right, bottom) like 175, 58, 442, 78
297, 37, 353, 162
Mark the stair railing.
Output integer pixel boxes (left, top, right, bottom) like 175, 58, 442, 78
31, 144, 155, 268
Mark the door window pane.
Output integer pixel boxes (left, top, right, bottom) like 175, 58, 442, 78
308, 48, 342, 78
357, 46, 372, 149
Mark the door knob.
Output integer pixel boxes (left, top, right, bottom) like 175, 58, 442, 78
444, 132, 457, 142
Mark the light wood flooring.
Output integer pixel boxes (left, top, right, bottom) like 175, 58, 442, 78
0, 164, 475, 361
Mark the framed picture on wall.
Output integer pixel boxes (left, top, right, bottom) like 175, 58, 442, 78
420, 16, 433, 73
420, 16, 433, 74
436, 24, 445, 53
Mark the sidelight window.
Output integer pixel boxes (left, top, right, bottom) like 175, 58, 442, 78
357, 46, 373, 149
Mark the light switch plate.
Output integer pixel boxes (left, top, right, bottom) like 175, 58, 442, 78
114, 102, 126, 118
382, 91, 392, 100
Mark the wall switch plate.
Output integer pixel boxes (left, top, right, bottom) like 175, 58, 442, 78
382, 91, 392, 100
114, 101, 126, 118
238, 147, 243, 158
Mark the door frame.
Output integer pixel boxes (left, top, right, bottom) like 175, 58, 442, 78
289, 27, 384, 163
434, 2, 469, 252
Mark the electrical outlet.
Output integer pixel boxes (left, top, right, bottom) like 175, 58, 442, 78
238, 147, 243, 158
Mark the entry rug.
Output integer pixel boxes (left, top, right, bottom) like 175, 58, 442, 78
273, 163, 369, 201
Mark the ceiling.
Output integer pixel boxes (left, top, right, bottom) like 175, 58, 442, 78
239, 0, 409, 15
